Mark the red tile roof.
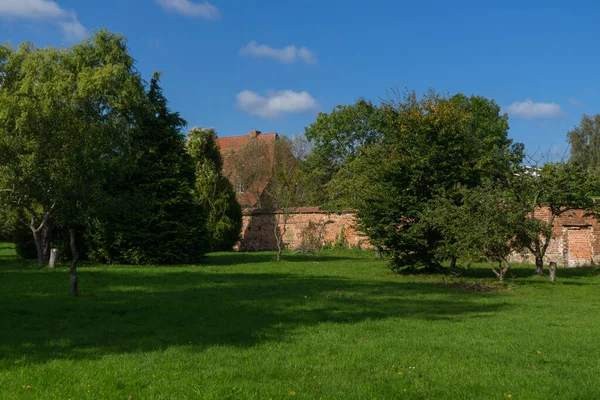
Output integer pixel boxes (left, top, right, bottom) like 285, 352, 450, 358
216, 130, 279, 153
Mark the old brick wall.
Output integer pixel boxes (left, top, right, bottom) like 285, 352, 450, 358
237, 207, 370, 251
239, 207, 599, 267
509, 207, 600, 267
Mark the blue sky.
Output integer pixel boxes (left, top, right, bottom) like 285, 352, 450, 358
1, 0, 599, 157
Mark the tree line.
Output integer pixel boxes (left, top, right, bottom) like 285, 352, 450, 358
2, 30, 600, 291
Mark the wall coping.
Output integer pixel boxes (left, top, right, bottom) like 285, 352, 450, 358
242, 207, 355, 216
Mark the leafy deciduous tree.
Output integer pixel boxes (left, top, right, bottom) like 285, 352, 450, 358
302, 99, 385, 207
0, 31, 145, 294
510, 161, 595, 275
341, 90, 522, 271
424, 184, 525, 281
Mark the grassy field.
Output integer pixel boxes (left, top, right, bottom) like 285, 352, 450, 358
1, 242, 600, 399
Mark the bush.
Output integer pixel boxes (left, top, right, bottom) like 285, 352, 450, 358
296, 221, 325, 253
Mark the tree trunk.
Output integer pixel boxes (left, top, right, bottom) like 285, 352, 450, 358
276, 248, 282, 262
491, 260, 510, 282
549, 261, 557, 283
535, 254, 544, 276
49, 248, 59, 270
69, 229, 79, 296
450, 256, 457, 269
32, 229, 44, 267
41, 220, 53, 263
375, 246, 382, 259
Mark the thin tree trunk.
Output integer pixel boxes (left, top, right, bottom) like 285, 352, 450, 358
450, 256, 457, 269
69, 229, 79, 296
273, 210, 289, 262
535, 254, 544, 276
32, 229, 44, 266
41, 220, 53, 263
549, 261, 556, 283
491, 260, 510, 282
375, 246, 382, 259
49, 248, 59, 270
27, 210, 53, 267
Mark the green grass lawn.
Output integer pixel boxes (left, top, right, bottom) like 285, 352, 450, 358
1, 243, 600, 399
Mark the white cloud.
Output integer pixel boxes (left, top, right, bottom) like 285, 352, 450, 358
0, 0, 87, 40
156, 0, 220, 19
506, 99, 564, 119
236, 90, 317, 119
239, 41, 317, 64
568, 97, 584, 107
58, 16, 86, 41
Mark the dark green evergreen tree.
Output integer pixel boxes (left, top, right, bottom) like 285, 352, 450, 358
91, 73, 205, 264
187, 127, 242, 251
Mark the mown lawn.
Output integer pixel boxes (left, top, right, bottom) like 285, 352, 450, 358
1, 242, 600, 399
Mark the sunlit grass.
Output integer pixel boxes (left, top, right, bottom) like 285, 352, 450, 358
1, 242, 599, 399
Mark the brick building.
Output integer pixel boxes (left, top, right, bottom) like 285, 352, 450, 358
216, 130, 279, 208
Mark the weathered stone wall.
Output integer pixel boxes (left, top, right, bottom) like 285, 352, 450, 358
240, 207, 599, 267
509, 207, 600, 267
237, 207, 370, 251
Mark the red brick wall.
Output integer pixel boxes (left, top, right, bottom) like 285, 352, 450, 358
239, 207, 598, 267
509, 207, 599, 267
237, 208, 370, 251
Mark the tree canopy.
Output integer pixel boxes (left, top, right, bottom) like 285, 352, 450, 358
187, 127, 242, 252
311, 91, 523, 271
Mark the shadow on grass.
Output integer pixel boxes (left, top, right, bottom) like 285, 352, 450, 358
0, 251, 509, 367
454, 263, 600, 281
205, 251, 358, 265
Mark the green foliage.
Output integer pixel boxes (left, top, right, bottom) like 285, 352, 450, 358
568, 114, 600, 174
423, 184, 525, 279
302, 99, 385, 208
0, 30, 146, 265
90, 73, 205, 265
187, 127, 242, 252
509, 161, 597, 272
337, 91, 523, 271
6, 209, 37, 259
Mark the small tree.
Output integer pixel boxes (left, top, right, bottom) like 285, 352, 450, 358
223, 136, 302, 260
264, 138, 302, 261
424, 185, 525, 281
510, 160, 595, 276
187, 127, 242, 251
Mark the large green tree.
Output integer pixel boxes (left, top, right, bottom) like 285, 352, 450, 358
90, 73, 205, 265
0, 31, 145, 294
302, 99, 385, 207
339, 91, 523, 271
187, 127, 242, 252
